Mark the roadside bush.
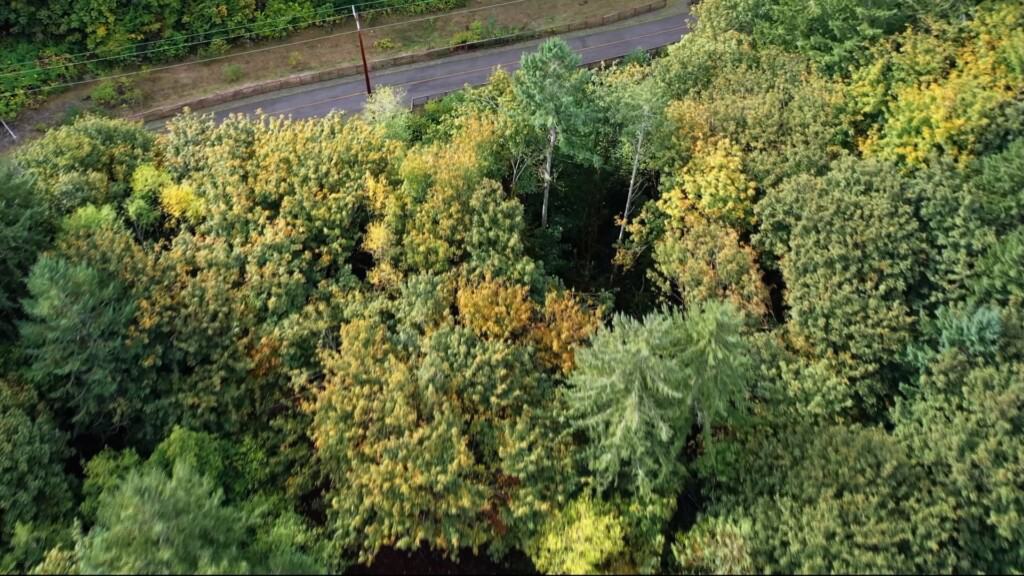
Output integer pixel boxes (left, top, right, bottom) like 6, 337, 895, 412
0, 41, 73, 120
253, 0, 316, 40
202, 38, 231, 58
451, 21, 485, 47
222, 64, 245, 83
450, 18, 520, 47
89, 78, 142, 108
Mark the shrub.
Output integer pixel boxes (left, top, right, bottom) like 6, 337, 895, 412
374, 37, 398, 51
89, 81, 118, 107
89, 78, 143, 108
450, 19, 518, 47
222, 64, 245, 83
623, 47, 652, 66
59, 105, 86, 126
202, 38, 231, 58
0, 41, 72, 120
450, 21, 484, 47
254, 0, 316, 40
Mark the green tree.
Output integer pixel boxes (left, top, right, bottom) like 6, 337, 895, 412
756, 157, 925, 405
596, 63, 665, 243
564, 302, 752, 571
756, 0, 909, 73
311, 276, 575, 563
672, 516, 754, 575
148, 427, 231, 489
971, 228, 1024, 304
650, 36, 844, 194
20, 253, 140, 434
453, 70, 547, 195
80, 449, 143, 526
0, 381, 73, 571
0, 162, 52, 337
80, 463, 252, 574
760, 426, 954, 573
567, 310, 689, 499
514, 38, 598, 228
894, 306, 1024, 573
899, 139, 1023, 310
700, 420, 956, 573
78, 431, 324, 574
15, 116, 154, 217
19, 206, 150, 437
566, 302, 751, 500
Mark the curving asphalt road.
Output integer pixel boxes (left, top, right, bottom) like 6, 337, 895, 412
198, 8, 691, 123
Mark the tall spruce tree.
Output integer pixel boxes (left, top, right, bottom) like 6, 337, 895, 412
566, 301, 751, 500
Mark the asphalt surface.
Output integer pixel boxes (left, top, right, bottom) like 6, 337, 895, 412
200, 9, 691, 122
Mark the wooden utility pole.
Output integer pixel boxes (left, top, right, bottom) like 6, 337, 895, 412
352, 5, 372, 95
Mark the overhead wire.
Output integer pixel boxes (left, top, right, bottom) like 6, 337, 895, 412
0, 0, 532, 99
0, 0, 473, 78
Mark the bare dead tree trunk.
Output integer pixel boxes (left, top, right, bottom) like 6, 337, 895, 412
541, 125, 557, 229
618, 129, 645, 244
510, 152, 529, 193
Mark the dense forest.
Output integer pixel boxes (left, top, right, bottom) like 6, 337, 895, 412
1, 0, 1023, 573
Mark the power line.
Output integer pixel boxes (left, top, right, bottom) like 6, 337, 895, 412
0, 0, 464, 79
0, 0, 448, 74
0, 0, 532, 100
0, 4, 349, 72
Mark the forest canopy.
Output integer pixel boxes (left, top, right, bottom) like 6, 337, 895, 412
1, 0, 1022, 573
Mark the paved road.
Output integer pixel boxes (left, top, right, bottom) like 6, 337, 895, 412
200, 9, 691, 122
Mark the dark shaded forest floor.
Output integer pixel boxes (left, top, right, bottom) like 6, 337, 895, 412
348, 547, 536, 574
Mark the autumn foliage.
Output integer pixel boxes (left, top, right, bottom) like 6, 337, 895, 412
1, 1, 1023, 573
